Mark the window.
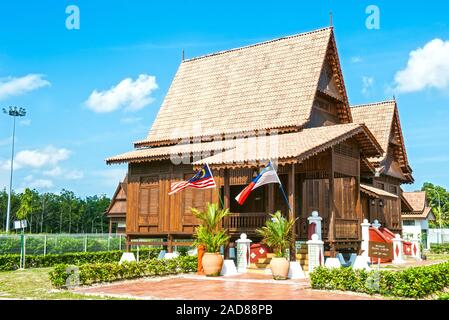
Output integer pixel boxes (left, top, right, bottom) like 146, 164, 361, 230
403, 220, 415, 226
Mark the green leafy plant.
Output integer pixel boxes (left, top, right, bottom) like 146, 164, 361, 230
256, 211, 296, 258
192, 203, 230, 253
310, 261, 449, 298
0, 249, 160, 271
48, 255, 197, 288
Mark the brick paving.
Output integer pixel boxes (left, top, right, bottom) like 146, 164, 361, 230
75, 273, 382, 300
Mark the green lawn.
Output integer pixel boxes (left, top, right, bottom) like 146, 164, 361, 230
0, 268, 127, 300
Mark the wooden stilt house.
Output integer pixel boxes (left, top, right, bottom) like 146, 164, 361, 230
106, 27, 408, 256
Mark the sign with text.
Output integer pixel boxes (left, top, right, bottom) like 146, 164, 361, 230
368, 241, 393, 260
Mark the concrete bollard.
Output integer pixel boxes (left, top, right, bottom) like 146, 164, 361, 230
308, 211, 322, 240
307, 234, 324, 273
360, 219, 371, 260
236, 233, 252, 273
392, 234, 405, 264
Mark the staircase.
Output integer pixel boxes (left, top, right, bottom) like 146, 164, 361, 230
247, 253, 275, 274
246, 246, 310, 274
296, 246, 309, 272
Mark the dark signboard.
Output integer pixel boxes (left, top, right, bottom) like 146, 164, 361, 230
368, 241, 393, 260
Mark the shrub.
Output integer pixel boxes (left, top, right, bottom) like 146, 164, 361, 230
310, 261, 449, 298
49, 255, 197, 288
0, 248, 160, 271
430, 244, 449, 254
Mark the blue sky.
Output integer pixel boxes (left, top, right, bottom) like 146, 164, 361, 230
0, 0, 448, 197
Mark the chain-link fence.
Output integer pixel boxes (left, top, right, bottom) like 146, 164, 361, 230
0, 233, 126, 255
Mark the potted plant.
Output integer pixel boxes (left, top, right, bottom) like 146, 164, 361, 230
256, 211, 296, 280
192, 203, 230, 276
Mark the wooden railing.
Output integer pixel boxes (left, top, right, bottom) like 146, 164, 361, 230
297, 217, 329, 240
223, 212, 268, 234
335, 218, 360, 240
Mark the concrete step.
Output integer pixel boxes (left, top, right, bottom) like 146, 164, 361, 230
296, 253, 308, 260
258, 258, 272, 264
247, 267, 272, 275
254, 262, 270, 268
266, 253, 276, 259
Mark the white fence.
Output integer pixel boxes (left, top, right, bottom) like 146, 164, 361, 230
427, 229, 449, 248
0, 233, 126, 255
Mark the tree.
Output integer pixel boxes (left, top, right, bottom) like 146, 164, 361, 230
421, 183, 449, 228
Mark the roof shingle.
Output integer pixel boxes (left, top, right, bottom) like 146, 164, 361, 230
139, 27, 333, 145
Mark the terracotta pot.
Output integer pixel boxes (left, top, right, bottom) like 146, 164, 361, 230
202, 252, 223, 276
270, 257, 290, 280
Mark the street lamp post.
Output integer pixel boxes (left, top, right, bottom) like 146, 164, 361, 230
2, 106, 26, 233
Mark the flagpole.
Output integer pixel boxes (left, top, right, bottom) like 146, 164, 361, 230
270, 160, 292, 214
278, 183, 292, 213
206, 163, 225, 209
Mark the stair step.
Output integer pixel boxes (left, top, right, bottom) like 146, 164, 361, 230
258, 258, 272, 264
254, 262, 270, 268
296, 253, 308, 259
247, 268, 272, 275
266, 253, 276, 259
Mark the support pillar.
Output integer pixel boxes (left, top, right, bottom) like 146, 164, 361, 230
329, 147, 336, 256
224, 168, 230, 209
288, 164, 296, 261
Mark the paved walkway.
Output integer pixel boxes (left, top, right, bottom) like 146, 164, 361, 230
75, 273, 382, 300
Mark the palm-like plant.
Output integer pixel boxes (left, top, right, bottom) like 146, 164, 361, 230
192, 203, 230, 253
256, 211, 297, 258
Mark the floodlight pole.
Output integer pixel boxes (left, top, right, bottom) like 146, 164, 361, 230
3, 106, 26, 233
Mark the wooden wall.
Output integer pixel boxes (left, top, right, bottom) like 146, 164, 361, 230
126, 160, 218, 235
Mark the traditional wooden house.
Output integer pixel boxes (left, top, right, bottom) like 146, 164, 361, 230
106, 27, 393, 256
351, 101, 414, 234
105, 176, 128, 234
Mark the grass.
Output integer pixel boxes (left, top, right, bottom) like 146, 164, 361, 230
0, 268, 129, 300
425, 253, 449, 261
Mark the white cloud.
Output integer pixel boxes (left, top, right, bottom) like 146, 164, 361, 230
362, 76, 374, 95
0, 146, 71, 170
94, 168, 127, 189
351, 56, 362, 63
43, 166, 83, 180
0, 74, 50, 100
27, 179, 53, 190
64, 169, 84, 180
85, 74, 158, 113
120, 116, 143, 124
0, 136, 12, 147
20, 119, 31, 126
394, 38, 449, 93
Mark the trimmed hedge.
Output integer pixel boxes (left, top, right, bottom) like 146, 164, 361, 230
0, 249, 160, 271
430, 244, 449, 254
310, 261, 449, 298
49, 255, 197, 288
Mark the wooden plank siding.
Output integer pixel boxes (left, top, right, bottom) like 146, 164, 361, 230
124, 142, 372, 254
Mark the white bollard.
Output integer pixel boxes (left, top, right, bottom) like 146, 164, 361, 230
360, 219, 371, 260
236, 233, 252, 273
119, 252, 136, 264
307, 234, 324, 273
288, 261, 306, 279
392, 234, 405, 264
308, 211, 322, 240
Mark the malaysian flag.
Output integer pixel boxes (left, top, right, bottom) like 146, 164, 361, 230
168, 164, 217, 195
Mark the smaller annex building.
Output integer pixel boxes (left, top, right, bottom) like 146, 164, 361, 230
105, 175, 128, 234
401, 191, 435, 245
